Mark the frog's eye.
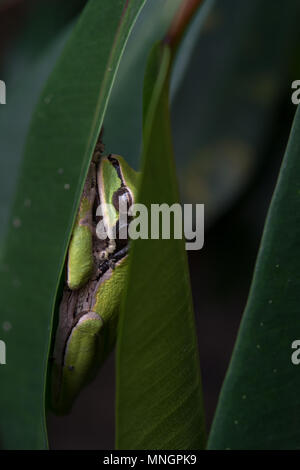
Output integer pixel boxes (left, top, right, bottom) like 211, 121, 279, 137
112, 187, 132, 213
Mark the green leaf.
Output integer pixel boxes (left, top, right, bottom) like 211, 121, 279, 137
116, 42, 206, 450
0, 0, 88, 245
0, 0, 146, 450
208, 105, 300, 449
0, 21, 75, 246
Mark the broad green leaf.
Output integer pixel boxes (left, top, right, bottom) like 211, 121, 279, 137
116, 42, 206, 450
0, 20, 76, 247
208, 105, 300, 449
0, 0, 145, 449
0, 0, 87, 245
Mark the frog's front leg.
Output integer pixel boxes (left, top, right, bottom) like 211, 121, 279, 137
67, 162, 98, 290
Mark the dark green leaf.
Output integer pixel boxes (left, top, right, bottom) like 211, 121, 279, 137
0, 0, 145, 449
116, 42, 206, 450
208, 105, 300, 449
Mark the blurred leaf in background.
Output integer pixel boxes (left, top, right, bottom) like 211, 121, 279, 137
103, 0, 300, 228
103, 0, 213, 167
172, 0, 300, 224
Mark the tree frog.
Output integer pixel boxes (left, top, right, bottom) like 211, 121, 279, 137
50, 141, 139, 415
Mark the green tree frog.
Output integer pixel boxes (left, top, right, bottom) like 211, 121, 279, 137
50, 141, 139, 415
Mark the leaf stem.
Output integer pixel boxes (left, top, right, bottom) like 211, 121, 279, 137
163, 0, 204, 53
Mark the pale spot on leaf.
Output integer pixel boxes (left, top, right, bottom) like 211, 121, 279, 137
12, 218, 21, 228
44, 94, 53, 104
3, 321, 12, 331
24, 198, 31, 208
